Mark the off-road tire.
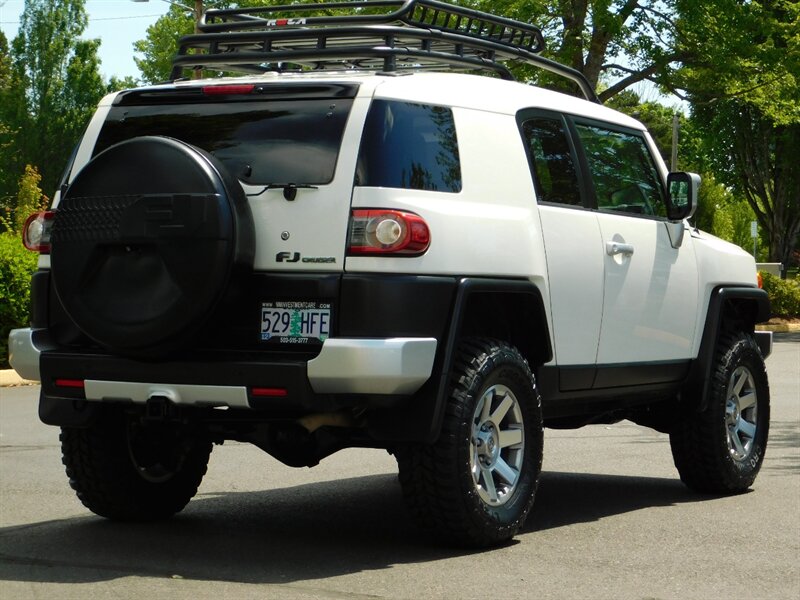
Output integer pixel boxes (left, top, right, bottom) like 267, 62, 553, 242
670, 330, 769, 493
397, 338, 543, 547
60, 408, 212, 520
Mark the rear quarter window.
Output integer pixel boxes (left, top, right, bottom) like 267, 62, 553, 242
356, 100, 461, 193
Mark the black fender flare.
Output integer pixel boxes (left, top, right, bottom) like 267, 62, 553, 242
368, 277, 552, 444
686, 286, 770, 412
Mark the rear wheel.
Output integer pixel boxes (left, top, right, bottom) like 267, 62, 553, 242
398, 338, 543, 547
670, 330, 769, 493
61, 408, 212, 520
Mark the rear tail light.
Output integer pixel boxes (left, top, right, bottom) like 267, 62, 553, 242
757, 271, 763, 289
22, 211, 55, 253
55, 379, 85, 389
203, 84, 255, 96
348, 209, 430, 256
251, 387, 288, 397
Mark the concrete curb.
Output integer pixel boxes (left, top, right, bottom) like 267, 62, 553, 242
1, 369, 37, 387
756, 323, 800, 333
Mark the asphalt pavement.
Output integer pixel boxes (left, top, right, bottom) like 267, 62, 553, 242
0, 334, 797, 599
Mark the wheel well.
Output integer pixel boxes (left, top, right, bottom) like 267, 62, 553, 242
720, 297, 766, 332
685, 286, 770, 412
458, 291, 551, 368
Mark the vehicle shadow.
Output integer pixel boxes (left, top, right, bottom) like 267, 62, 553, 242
762, 420, 800, 474
526, 471, 713, 533
0, 470, 716, 586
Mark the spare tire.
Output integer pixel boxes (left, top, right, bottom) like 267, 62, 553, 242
51, 136, 255, 356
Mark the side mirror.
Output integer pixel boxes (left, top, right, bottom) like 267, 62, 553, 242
666, 172, 700, 221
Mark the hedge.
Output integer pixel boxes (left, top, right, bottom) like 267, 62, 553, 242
760, 272, 800, 318
0, 232, 38, 368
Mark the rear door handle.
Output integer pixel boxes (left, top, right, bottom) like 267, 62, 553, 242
606, 241, 635, 256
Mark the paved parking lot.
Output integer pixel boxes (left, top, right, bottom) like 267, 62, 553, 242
1, 334, 797, 599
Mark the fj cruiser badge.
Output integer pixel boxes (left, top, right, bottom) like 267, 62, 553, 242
276, 252, 335, 264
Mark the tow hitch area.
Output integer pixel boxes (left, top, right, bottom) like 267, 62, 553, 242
146, 396, 181, 421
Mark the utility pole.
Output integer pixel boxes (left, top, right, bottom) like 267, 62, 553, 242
194, 0, 202, 34
193, 0, 203, 79
671, 113, 680, 172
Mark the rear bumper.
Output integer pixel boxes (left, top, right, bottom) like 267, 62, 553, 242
28, 329, 437, 411
8, 328, 45, 382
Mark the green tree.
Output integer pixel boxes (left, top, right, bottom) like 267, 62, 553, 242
0, 30, 26, 221
134, 4, 197, 84
606, 90, 680, 162
135, 0, 266, 84
3, 165, 48, 235
676, 0, 800, 273
472, 0, 691, 101
107, 75, 141, 94
4, 0, 106, 200
690, 100, 799, 271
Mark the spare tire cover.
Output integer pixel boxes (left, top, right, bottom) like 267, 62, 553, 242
51, 136, 254, 355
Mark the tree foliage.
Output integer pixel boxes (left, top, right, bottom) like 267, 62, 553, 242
0, 0, 106, 210
134, 0, 267, 84
470, 0, 688, 101
2, 165, 48, 235
689, 100, 799, 269
676, 0, 800, 271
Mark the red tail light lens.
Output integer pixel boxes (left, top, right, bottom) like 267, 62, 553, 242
251, 387, 288, 397
55, 379, 85, 389
348, 209, 430, 256
202, 84, 255, 96
22, 211, 55, 253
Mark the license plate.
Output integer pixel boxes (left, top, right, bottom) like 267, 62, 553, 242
260, 301, 331, 344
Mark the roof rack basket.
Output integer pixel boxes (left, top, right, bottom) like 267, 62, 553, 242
170, 0, 598, 102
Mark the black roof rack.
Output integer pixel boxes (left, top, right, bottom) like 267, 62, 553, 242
170, 0, 598, 102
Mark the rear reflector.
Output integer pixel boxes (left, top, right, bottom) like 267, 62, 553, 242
55, 379, 85, 389
348, 209, 430, 256
251, 387, 288, 397
203, 84, 255, 96
22, 211, 55, 253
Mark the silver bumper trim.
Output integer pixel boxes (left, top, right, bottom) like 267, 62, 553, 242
8, 328, 42, 382
307, 337, 437, 394
84, 380, 250, 408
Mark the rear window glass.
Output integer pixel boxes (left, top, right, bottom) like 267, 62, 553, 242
94, 99, 354, 185
356, 100, 461, 193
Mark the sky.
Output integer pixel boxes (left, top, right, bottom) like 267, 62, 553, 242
0, 0, 181, 81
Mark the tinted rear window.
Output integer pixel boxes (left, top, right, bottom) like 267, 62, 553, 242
94, 98, 354, 185
356, 100, 461, 193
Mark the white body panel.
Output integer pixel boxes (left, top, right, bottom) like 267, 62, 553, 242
595, 214, 698, 363
346, 107, 546, 279
538, 206, 604, 366
690, 230, 761, 356
248, 86, 378, 272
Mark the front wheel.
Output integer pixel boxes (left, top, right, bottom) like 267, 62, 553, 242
61, 407, 212, 520
398, 338, 543, 547
670, 330, 770, 493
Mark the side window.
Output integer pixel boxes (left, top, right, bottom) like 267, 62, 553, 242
575, 123, 666, 217
521, 117, 582, 207
356, 100, 461, 193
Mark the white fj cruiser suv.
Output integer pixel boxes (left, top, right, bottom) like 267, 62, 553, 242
9, 0, 772, 547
